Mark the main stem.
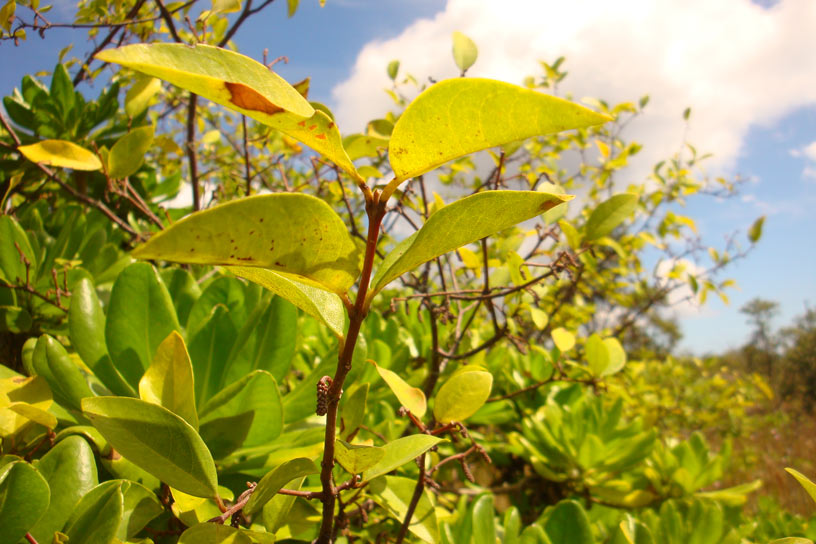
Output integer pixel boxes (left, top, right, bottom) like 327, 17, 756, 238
316, 194, 385, 544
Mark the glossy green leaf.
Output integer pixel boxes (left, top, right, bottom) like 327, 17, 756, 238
32, 334, 95, 412
186, 276, 249, 337
117, 479, 164, 540
362, 434, 444, 482
199, 370, 283, 459
388, 78, 611, 183
223, 295, 297, 384
371, 360, 426, 417
18, 139, 102, 171
373, 475, 438, 543
601, 337, 626, 376
244, 457, 317, 515
29, 436, 98, 543
106, 263, 181, 389
189, 305, 236, 409
125, 75, 162, 117
551, 328, 575, 352
335, 440, 385, 475
97, 44, 361, 181
107, 125, 154, 179
543, 500, 593, 544
139, 331, 198, 429
452, 31, 478, 73
228, 266, 346, 338
132, 194, 361, 294
0, 461, 50, 544
584, 193, 638, 242
786, 468, 816, 505
162, 267, 202, 328
472, 494, 496, 544
69, 278, 134, 397
434, 367, 492, 423
371, 190, 571, 295
82, 396, 218, 498
63, 481, 124, 544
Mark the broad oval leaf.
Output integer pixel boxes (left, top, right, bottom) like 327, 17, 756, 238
335, 440, 385, 475
139, 331, 198, 429
32, 334, 95, 412
585, 333, 609, 377
584, 193, 638, 242
362, 434, 444, 482
0, 461, 50, 544
29, 436, 98, 543
544, 500, 593, 544
125, 75, 162, 117
388, 78, 611, 183
107, 125, 154, 179
551, 328, 575, 352
371, 360, 426, 417
198, 370, 283, 459
228, 266, 346, 338
372, 475, 439, 544
82, 396, 218, 498
106, 263, 181, 390
452, 31, 478, 73
370, 190, 571, 296
18, 139, 102, 171
132, 194, 361, 294
434, 367, 492, 423
0, 375, 53, 437
63, 481, 124, 544
243, 457, 317, 515
601, 337, 626, 377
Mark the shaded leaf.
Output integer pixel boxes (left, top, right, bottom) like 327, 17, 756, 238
82, 396, 218, 497
543, 500, 593, 544
125, 76, 162, 117
748, 215, 765, 243
372, 475, 438, 543
244, 457, 317, 515
107, 125, 154, 179
63, 481, 124, 544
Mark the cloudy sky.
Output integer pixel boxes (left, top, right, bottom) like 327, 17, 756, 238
2, 0, 814, 352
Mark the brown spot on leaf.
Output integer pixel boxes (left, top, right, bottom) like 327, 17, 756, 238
225, 82, 285, 115
298, 120, 307, 127
259, 218, 264, 222
190, 248, 195, 252
249, 230, 255, 235
275, 261, 285, 267
315, 133, 327, 140
327, 122, 335, 130
308, 124, 317, 131
230, 254, 235, 258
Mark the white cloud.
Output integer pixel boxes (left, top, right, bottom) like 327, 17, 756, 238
331, 0, 816, 182
789, 141, 816, 179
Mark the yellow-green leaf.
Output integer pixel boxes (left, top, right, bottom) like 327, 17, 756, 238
387, 78, 611, 183
363, 434, 444, 482
107, 125, 154, 179
370, 190, 571, 296
18, 139, 102, 171
786, 468, 816, 505
335, 440, 385, 475
125, 76, 162, 117
371, 360, 426, 417
551, 328, 575, 352
601, 337, 626, 376
0, 375, 52, 437
132, 193, 361, 295
139, 331, 198, 430
584, 193, 638, 242
243, 457, 317, 515
452, 31, 478, 73
433, 367, 492, 423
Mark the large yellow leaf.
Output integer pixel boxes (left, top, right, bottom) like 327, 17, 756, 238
18, 140, 102, 171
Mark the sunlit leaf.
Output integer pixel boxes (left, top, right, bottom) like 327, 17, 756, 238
0, 461, 50, 544
139, 331, 198, 429
786, 468, 816, 505
584, 193, 638, 242
335, 440, 384, 475
18, 139, 102, 171
551, 328, 575, 352
371, 360, 426, 417
452, 31, 478, 73
125, 75, 162, 117
363, 434, 444, 482
433, 367, 492, 423
107, 125, 154, 179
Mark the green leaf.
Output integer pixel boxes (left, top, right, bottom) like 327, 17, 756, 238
163, 267, 202, 328
212, 0, 241, 14
107, 125, 154, 179
18, 139, 102, 171
223, 295, 297, 384
243, 457, 317, 515
452, 31, 478, 73
362, 434, 444, 482
543, 500, 593, 544
335, 440, 385, 475
132, 194, 361, 295
262, 475, 305, 533
139, 331, 198, 429
228, 266, 346, 338
96, 43, 360, 181
63, 481, 124, 544
372, 475, 438, 543
82, 396, 218, 498
786, 468, 816, 505
29, 436, 98, 543
69, 278, 134, 397
585, 333, 609, 377
748, 215, 765, 243
179, 523, 250, 543
0, 375, 54, 436
287, 0, 299, 17
0, 215, 37, 284
551, 328, 575, 352
472, 494, 496, 544
370, 190, 571, 295
125, 75, 162, 117
584, 193, 638, 242
340, 382, 368, 441
601, 337, 626, 376
695, 479, 762, 506
106, 263, 181, 390
189, 305, 236, 409
387, 60, 400, 81
0, 461, 50, 544
0, 305, 31, 333
434, 367, 492, 423
388, 78, 611, 183
199, 370, 283, 459
115, 480, 164, 540
32, 334, 95, 412
371, 360, 426, 417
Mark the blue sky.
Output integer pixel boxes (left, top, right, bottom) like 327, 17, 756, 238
1, 0, 814, 353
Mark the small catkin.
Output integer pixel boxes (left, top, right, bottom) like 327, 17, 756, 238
316, 376, 332, 416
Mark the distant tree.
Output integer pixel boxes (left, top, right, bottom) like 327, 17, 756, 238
740, 297, 780, 378
778, 306, 816, 408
